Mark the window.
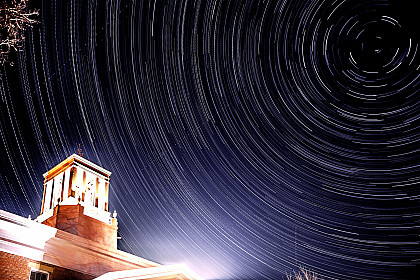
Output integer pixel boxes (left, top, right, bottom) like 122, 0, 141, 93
29, 270, 49, 280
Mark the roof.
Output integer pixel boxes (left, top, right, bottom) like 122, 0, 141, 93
0, 210, 172, 278
93, 265, 203, 280
43, 154, 112, 181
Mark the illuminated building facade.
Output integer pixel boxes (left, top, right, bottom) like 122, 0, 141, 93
0, 154, 201, 280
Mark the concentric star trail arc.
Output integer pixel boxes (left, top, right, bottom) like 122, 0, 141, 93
0, 0, 419, 279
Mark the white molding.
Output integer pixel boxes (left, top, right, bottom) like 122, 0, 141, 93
43, 154, 112, 178
83, 204, 112, 224
35, 208, 54, 223
93, 264, 203, 280
0, 210, 162, 277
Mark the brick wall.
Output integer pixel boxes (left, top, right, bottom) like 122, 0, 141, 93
0, 251, 31, 280
0, 251, 95, 280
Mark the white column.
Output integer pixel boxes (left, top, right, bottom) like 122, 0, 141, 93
72, 166, 84, 201
104, 182, 109, 211
85, 172, 96, 207
41, 183, 47, 213
62, 168, 71, 201
98, 178, 106, 211
43, 180, 53, 213
52, 172, 63, 208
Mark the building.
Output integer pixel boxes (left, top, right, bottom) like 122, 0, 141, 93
0, 154, 202, 280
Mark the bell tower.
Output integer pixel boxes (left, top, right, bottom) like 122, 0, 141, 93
35, 154, 118, 248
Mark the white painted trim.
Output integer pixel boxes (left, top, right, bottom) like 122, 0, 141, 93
72, 162, 111, 182
0, 210, 58, 261
83, 204, 112, 224
43, 154, 111, 178
93, 264, 204, 280
35, 208, 54, 223
0, 210, 162, 277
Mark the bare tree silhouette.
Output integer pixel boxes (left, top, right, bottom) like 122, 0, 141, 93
287, 267, 325, 280
0, 0, 38, 65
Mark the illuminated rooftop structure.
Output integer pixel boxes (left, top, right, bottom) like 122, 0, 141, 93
37, 154, 112, 223
35, 154, 117, 248
0, 154, 203, 280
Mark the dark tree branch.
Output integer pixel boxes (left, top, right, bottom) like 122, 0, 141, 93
0, 0, 39, 65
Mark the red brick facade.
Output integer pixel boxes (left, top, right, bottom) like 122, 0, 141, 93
0, 251, 95, 280
0, 251, 31, 280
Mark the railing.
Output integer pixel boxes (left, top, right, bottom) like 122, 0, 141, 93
83, 204, 112, 224
34, 208, 54, 223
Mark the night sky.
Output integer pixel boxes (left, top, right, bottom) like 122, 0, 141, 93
1, 0, 419, 279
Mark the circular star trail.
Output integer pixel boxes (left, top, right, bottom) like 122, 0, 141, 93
0, 0, 419, 279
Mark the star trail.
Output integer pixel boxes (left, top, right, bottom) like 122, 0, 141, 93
0, 0, 419, 279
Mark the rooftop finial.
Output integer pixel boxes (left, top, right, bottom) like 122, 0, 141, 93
77, 144, 84, 157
